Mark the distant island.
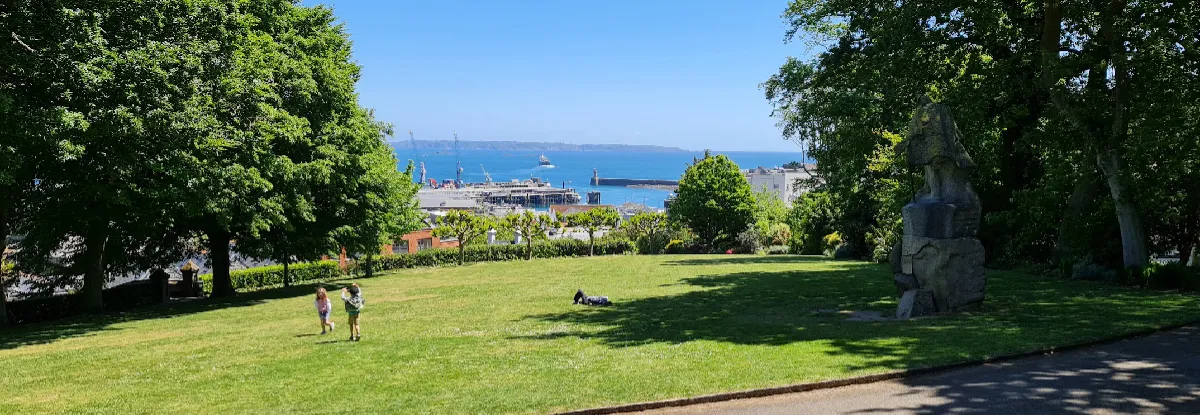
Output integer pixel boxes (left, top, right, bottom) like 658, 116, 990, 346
389, 140, 687, 153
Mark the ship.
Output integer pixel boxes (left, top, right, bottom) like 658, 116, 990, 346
538, 154, 552, 166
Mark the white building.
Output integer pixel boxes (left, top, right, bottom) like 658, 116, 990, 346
744, 165, 815, 207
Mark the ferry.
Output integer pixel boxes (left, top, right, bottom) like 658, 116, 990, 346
538, 154, 552, 166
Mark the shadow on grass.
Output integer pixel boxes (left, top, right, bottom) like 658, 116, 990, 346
663, 255, 831, 266
520, 263, 1200, 373
0, 280, 351, 350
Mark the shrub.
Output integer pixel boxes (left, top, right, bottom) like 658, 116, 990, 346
200, 260, 342, 294
765, 245, 789, 255
1145, 262, 1189, 290
1070, 262, 1117, 282
736, 227, 764, 254
767, 223, 791, 246
822, 232, 843, 256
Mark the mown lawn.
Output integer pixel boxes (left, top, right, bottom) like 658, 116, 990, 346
3, 255, 1198, 414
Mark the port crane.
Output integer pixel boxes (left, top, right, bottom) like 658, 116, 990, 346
480, 165, 492, 183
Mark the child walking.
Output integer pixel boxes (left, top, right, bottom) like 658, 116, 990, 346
341, 283, 365, 341
315, 288, 335, 334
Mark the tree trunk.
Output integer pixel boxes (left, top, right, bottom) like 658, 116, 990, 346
208, 228, 234, 297
80, 227, 109, 313
1096, 150, 1149, 269
282, 259, 291, 287
364, 255, 375, 278
458, 244, 465, 266
588, 231, 595, 256
1, 201, 9, 328
526, 239, 534, 260
1054, 164, 1100, 262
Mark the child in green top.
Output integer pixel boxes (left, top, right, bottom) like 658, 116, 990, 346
341, 284, 365, 341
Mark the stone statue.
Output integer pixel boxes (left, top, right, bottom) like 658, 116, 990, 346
892, 97, 987, 318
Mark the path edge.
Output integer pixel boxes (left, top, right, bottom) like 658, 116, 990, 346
556, 319, 1200, 415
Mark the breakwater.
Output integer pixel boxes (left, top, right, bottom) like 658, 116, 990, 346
591, 177, 680, 187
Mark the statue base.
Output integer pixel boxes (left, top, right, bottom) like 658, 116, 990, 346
901, 235, 986, 313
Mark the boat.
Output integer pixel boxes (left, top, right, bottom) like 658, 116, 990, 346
538, 154, 552, 166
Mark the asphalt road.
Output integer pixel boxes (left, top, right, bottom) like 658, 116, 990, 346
638, 325, 1200, 415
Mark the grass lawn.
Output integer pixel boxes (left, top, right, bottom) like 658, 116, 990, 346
3, 255, 1199, 414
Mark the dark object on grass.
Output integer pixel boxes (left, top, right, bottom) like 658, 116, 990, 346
573, 289, 612, 306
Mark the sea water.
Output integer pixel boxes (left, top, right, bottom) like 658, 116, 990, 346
396, 148, 807, 208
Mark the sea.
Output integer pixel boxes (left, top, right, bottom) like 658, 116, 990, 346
396, 148, 807, 208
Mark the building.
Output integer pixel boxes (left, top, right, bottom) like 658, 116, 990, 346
744, 165, 815, 207
381, 228, 459, 256
548, 204, 615, 222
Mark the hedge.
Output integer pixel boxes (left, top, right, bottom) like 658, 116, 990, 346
199, 260, 342, 294
355, 238, 635, 274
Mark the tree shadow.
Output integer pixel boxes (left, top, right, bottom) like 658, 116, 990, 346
664, 255, 833, 266
519, 263, 1200, 373
0, 280, 350, 350
847, 325, 1200, 413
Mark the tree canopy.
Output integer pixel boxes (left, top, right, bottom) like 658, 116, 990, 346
764, 0, 1200, 271
565, 207, 621, 256
668, 151, 756, 249
0, 1, 422, 314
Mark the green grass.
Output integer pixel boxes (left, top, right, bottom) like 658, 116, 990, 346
3, 255, 1199, 414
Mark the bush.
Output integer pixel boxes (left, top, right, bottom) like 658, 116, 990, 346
736, 227, 764, 254
822, 232, 843, 256
664, 239, 706, 254
1145, 262, 1190, 290
200, 260, 342, 294
1070, 262, 1116, 282
765, 245, 789, 255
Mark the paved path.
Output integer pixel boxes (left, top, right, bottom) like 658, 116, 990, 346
639, 326, 1200, 415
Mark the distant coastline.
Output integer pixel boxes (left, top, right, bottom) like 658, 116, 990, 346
389, 140, 688, 153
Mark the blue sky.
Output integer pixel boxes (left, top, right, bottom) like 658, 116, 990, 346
307, 0, 808, 152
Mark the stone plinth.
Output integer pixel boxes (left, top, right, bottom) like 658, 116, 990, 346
902, 235, 986, 312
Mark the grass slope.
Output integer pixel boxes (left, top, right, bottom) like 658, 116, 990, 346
2, 255, 1198, 414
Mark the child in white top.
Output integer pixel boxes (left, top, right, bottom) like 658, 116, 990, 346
315, 287, 335, 334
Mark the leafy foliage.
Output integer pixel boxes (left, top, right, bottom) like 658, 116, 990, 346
763, 0, 1200, 269
564, 207, 621, 256
502, 211, 555, 260
668, 151, 755, 249
433, 210, 492, 265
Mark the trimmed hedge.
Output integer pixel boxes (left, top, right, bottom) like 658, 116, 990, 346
357, 238, 636, 274
200, 260, 342, 294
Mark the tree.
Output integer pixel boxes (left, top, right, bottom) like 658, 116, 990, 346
503, 211, 553, 260
3, 0, 243, 311
625, 211, 671, 254
668, 151, 755, 249
433, 210, 491, 265
751, 187, 789, 246
764, 0, 1199, 270
565, 207, 621, 256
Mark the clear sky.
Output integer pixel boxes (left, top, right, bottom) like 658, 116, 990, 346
306, 0, 808, 152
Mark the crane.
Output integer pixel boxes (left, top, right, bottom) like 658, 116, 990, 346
454, 132, 463, 188
480, 164, 492, 184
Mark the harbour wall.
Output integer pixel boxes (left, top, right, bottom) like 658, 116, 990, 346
591, 177, 680, 187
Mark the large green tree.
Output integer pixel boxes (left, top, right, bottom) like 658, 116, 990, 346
765, 0, 1199, 270
3, 0, 243, 311
668, 151, 755, 249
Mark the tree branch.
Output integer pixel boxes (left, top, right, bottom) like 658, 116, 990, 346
11, 32, 35, 53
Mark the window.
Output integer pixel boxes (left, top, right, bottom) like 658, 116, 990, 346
417, 238, 433, 251
393, 241, 409, 255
